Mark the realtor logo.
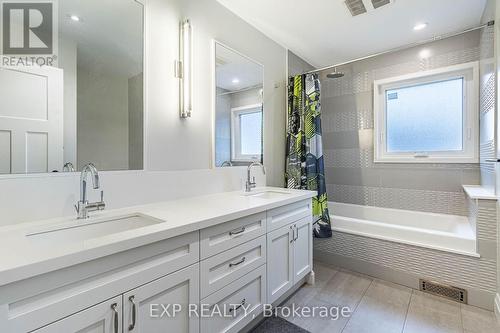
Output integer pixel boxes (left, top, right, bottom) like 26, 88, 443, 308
2, 1, 54, 55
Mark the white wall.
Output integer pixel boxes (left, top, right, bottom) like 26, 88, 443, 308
287, 50, 315, 77
146, 0, 287, 186
0, 0, 287, 226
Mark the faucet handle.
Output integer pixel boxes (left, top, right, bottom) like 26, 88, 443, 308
74, 204, 79, 213
100, 190, 104, 202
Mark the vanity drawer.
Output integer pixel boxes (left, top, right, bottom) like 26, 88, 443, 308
200, 265, 266, 333
200, 212, 266, 259
266, 199, 312, 232
200, 235, 266, 298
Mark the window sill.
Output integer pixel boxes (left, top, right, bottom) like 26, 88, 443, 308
374, 157, 479, 164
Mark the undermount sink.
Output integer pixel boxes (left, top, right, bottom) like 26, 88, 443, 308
243, 190, 292, 199
25, 214, 164, 245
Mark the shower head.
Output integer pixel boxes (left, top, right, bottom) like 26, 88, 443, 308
326, 71, 345, 79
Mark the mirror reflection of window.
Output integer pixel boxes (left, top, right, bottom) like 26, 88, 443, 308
214, 43, 264, 168
231, 104, 263, 161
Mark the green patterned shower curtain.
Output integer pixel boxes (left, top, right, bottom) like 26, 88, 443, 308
285, 73, 332, 238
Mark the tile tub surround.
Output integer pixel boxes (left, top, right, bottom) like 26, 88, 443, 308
0, 187, 315, 286
282, 261, 500, 333
478, 23, 496, 191
314, 230, 497, 310
313, 185, 498, 310
321, 30, 484, 216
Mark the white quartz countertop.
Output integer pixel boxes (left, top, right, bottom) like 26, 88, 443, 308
0, 187, 315, 286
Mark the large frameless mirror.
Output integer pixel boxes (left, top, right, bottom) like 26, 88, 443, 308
213, 42, 264, 168
0, 0, 144, 174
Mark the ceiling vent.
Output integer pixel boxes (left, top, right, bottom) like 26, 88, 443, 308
371, 0, 391, 9
345, 0, 367, 16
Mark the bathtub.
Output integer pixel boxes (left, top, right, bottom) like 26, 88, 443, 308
329, 202, 477, 257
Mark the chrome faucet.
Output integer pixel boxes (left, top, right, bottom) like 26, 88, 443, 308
245, 162, 266, 192
221, 161, 233, 167
63, 162, 75, 172
75, 163, 105, 219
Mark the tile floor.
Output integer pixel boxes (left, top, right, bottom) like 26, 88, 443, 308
280, 261, 500, 333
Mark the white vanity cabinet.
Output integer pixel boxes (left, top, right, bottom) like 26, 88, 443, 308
1, 232, 200, 333
266, 202, 313, 304
0, 195, 314, 333
31, 296, 123, 333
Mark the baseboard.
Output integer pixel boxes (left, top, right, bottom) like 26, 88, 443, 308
495, 293, 500, 323
314, 250, 496, 311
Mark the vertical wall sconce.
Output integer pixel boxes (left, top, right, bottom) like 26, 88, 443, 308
176, 19, 193, 118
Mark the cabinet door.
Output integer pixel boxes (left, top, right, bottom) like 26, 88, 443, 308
266, 223, 294, 304
123, 264, 199, 333
32, 296, 122, 333
293, 217, 312, 283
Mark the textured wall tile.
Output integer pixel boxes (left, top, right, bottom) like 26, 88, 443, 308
479, 25, 496, 189
314, 233, 496, 293
321, 31, 484, 216
477, 200, 497, 242
329, 184, 467, 216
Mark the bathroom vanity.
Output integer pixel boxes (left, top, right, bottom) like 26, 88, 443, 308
0, 187, 314, 333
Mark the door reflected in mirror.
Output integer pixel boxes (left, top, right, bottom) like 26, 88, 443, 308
214, 42, 264, 168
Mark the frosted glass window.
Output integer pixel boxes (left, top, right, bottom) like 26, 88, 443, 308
239, 110, 262, 155
386, 78, 464, 153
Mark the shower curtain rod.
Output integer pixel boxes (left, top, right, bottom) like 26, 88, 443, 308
297, 21, 494, 77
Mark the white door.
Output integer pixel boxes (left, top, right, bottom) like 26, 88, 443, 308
123, 264, 200, 333
0, 65, 63, 174
293, 217, 313, 283
267, 223, 294, 304
31, 296, 122, 333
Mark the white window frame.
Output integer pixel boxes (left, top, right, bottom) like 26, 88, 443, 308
230, 103, 263, 162
373, 61, 479, 164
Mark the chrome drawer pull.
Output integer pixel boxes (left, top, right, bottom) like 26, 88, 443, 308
229, 298, 246, 313
111, 303, 119, 333
229, 227, 246, 236
229, 257, 246, 268
129, 295, 137, 331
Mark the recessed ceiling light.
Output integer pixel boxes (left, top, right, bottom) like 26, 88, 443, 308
70, 15, 80, 22
232, 78, 240, 84
419, 49, 431, 59
413, 23, 428, 31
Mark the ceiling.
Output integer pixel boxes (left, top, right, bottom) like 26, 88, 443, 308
217, 0, 488, 68
216, 43, 263, 91
59, 0, 143, 77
